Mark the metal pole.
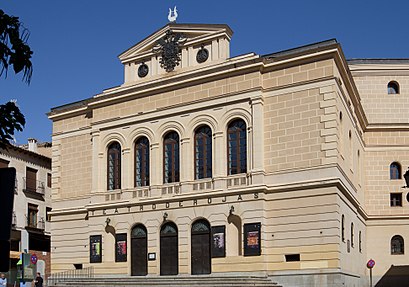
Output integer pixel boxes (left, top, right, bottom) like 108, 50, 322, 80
370, 268, 372, 287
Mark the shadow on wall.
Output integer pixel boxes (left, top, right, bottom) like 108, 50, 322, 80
375, 265, 409, 287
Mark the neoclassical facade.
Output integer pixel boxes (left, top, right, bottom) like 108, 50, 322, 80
48, 24, 409, 286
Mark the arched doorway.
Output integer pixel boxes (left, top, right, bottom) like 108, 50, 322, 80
160, 222, 178, 275
191, 219, 211, 275
131, 224, 147, 276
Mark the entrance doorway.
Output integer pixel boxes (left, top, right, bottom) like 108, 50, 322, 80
131, 224, 147, 276
160, 222, 178, 275
191, 219, 211, 275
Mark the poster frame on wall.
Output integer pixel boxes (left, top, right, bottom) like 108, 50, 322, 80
211, 225, 226, 258
115, 233, 127, 262
90, 235, 102, 263
243, 222, 261, 256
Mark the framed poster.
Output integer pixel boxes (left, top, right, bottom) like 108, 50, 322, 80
115, 233, 127, 262
244, 222, 261, 256
90, 235, 102, 263
211, 225, 226, 258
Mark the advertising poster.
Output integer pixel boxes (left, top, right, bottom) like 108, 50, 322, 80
90, 235, 102, 263
211, 226, 226, 258
115, 233, 127, 262
244, 223, 261, 256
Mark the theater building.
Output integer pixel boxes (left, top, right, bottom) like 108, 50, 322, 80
48, 23, 409, 286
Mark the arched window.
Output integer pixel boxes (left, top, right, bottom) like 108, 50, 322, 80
163, 131, 180, 183
135, 137, 150, 187
387, 81, 400, 94
391, 235, 404, 255
390, 162, 401, 179
341, 215, 345, 242
227, 119, 247, 175
194, 125, 212, 180
107, 142, 121, 190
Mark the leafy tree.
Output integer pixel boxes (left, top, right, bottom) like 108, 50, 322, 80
0, 9, 33, 148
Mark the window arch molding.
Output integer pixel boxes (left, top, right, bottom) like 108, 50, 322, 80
387, 81, 400, 94
220, 108, 251, 131
100, 132, 127, 154
157, 120, 185, 141
391, 235, 404, 255
188, 114, 218, 136
129, 127, 155, 146
390, 162, 402, 180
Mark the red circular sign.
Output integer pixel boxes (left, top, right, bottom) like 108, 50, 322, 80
367, 259, 375, 269
31, 254, 38, 264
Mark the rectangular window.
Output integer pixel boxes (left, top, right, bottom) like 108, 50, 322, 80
243, 222, 261, 256
390, 193, 402, 207
26, 167, 37, 192
27, 203, 38, 228
46, 207, 52, 222
115, 233, 127, 262
285, 254, 300, 262
211, 226, 226, 258
90, 235, 102, 263
47, 173, 52, 188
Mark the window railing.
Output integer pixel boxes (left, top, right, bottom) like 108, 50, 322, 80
23, 178, 45, 194
12, 211, 17, 227
26, 217, 45, 230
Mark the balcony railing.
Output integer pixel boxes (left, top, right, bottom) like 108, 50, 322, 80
23, 178, 45, 194
26, 217, 45, 230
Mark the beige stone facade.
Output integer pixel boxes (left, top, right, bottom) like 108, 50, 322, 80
48, 24, 409, 286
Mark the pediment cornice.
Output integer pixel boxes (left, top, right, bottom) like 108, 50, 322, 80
118, 23, 233, 64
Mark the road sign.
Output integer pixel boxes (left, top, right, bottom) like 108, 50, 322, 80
367, 259, 375, 269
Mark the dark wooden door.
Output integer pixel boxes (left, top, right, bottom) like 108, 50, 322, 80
191, 220, 211, 275
131, 225, 147, 276
160, 222, 178, 275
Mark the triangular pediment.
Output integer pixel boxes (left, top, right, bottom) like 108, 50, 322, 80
118, 23, 233, 64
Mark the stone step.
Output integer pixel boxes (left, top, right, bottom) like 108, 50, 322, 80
49, 276, 281, 287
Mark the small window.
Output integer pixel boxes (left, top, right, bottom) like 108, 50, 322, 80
46, 207, 52, 222
390, 162, 401, 179
47, 173, 52, 188
341, 215, 345, 242
387, 81, 400, 94
391, 235, 404, 255
390, 193, 402, 207
285, 254, 300, 262
351, 223, 354, 247
359, 231, 362, 253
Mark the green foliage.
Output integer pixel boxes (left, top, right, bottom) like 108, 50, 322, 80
0, 9, 33, 147
0, 9, 33, 83
0, 101, 25, 149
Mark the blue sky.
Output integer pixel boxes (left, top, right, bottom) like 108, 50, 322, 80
1, 0, 409, 144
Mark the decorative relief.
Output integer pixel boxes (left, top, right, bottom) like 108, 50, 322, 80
153, 30, 186, 72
